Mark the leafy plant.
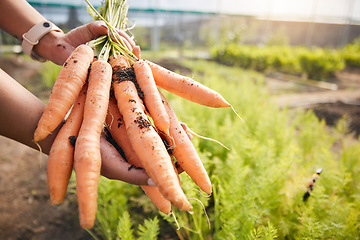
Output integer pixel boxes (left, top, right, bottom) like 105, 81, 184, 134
211, 44, 345, 80
341, 37, 360, 68
298, 47, 345, 80
88, 58, 360, 239
39, 61, 62, 88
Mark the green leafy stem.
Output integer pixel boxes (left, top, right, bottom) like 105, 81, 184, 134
85, 0, 138, 64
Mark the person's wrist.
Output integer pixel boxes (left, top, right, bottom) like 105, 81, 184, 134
32, 30, 64, 63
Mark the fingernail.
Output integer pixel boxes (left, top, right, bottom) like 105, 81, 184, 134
147, 178, 156, 187
96, 21, 108, 30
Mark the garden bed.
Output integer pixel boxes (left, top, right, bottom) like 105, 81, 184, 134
1, 56, 360, 239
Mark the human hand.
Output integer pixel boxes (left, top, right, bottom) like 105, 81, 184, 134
34, 20, 140, 65
99, 120, 194, 182
99, 133, 154, 186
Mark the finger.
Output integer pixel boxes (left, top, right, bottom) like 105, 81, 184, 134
113, 30, 141, 58
119, 36, 133, 52
100, 136, 152, 186
117, 29, 136, 49
65, 21, 109, 47
132, 46, 141, 59
110, 32, 134, 53
180, 122, 193, 140
186, 132, 193, 140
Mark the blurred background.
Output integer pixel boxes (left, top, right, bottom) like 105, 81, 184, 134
1, 0, 360, 51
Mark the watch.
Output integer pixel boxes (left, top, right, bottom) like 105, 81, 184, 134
22, 21, 63, 62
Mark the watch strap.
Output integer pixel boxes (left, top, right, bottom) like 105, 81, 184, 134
22, 21, 62, 62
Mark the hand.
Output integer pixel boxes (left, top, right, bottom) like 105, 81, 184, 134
100, 133, 153, 186
34, 21, 141, 65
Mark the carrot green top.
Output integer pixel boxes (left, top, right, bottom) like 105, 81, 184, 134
85, 0, 137, 64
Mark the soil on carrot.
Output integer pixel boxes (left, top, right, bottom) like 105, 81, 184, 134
0, 55, 360, 239
112, 66, 145, 101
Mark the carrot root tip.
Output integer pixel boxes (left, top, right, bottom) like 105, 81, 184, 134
188, 197, 211, 230
34, 141, 44, 168
170, 211, 181, 231
50, 199, 63, 206
186, 128, 230, 151
193, 188, 212, 198
231, 105, 245, 124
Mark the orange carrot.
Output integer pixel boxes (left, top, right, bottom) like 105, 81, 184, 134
159, 91, 212, 195
112, 77, 191, 211
109, 53, 130, 70
106, 97, 172, 214
146, 60, 230, 108
141, 186, 172, 214
74, 60, 112, 229
109, 55, 188, 211
47, 83, 87, 205
133, 60, 170, 135
34, 45, 94, 142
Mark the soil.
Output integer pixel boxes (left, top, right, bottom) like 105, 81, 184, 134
0, 56, 359, 239
268, 68, 360, 136
0, 57, 90, 240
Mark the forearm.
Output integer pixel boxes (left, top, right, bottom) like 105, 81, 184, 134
0, 69, 58, 154
0, 0, 68, 64
0, 0, 46, 40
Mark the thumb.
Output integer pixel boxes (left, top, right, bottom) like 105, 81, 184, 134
64, 21, 109, 46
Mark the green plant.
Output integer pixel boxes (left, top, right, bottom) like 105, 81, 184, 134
90, 58, 360, 239
298, 47, 345, 80
39, 61, 62, 88
341, 37, 360, 68
211, 44, 345, 80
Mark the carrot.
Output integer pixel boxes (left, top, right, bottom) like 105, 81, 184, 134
109, 55, 189, 211
105, 97, 141, 166
47, 83, 87, 206
74, 60, 112, 229
109, 53, 130, 70
159, 91, 212, 195
146, 60, 230, 108
133, 60, 170, 135
106, 97, 172, 214
141, 186, 172, 214
34, 45, 94, 142
112, 76, 191, 211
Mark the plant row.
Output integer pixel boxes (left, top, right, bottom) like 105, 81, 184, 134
211, 41, 360, 80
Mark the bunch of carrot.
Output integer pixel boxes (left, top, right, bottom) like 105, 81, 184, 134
34, 0, 234, 229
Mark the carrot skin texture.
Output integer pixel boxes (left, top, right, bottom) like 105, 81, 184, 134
113, 79, 192, 211
146, 60, 230, 108
47, 84, 87, 205
141, 185, 172, 214
74, 60, 112, 229
160, 92, 212, 195
133, 60, 170, 135
34, 45, 94, 142
106, 98, 172, 214
109, 53, 130, 70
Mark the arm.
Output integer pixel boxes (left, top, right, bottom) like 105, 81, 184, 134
0, 0, 109, 65
0, 0, 45, 40
0, 0, 148, 185
0, 69, 56, 153
0, 0, 140, 65
0, 69, 151, 185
